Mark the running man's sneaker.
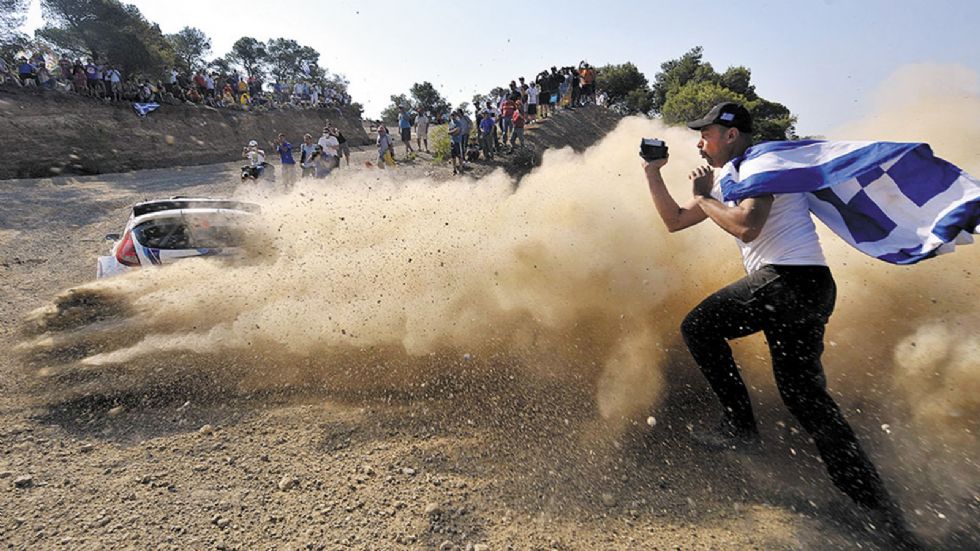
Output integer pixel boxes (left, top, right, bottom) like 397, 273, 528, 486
690, 419, 762, 451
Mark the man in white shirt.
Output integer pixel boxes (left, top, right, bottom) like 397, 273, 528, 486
526, 82, 540, 124
642, 102, 916, 547
317, 127, 340, 168
415, 111, 430, 153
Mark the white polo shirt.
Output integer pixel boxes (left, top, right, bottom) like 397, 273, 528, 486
711, 179, 827, 274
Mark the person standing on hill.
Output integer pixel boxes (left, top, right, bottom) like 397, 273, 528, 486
299, 133, 317, 178
333, 127, 351, 168
526, 81, 540, 124
448, 112, 463, 175
376, 125, 395, 169
415, 111, 430, 153
397, 105, 415, 155
275, 133, 297, 187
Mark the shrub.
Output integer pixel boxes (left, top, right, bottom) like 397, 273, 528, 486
431, 124, 451, 163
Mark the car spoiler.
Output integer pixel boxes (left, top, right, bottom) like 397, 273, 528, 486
133, 199, 261, 217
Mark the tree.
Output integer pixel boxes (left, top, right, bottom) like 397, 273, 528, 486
380, 93, 411, 125
650, 47, 709, 113
167, 26, 210, 73
0, 0, 29, 45
595, 62, 654, 114
36, 0, 175, 76
226, 36, 266, 77
653, 46, 797, 141
409, 81, 451, 117
660, 81, 749, 126
265, 37, 320, 83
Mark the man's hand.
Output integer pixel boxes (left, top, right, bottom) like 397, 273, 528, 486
642, 156, 669, 173
689, 165, 714, 197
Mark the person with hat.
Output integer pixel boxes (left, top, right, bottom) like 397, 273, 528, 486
641, 102, 918, 547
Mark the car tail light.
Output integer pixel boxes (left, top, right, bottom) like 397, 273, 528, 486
115, 230, 140, 266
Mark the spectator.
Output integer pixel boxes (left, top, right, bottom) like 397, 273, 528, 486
511, 106, 526, 148
72, 63, 87, 93
310, 144, 331, 178
333, 127, 351, 168
18, 58, 36, 86
221, 86, 235, 107
499, 94, 516, 144
397, 105, 415, 155
479, 110, 495, 160
570, 65, 581, 107
36, 64, 55, 90
205, 73, 215, 98
299, 134, 317, 177
275, 133, 297, 187
579, 62, 596, 105
415, 110, 430, 153
376, 125, 395, 169
106, 66, 122, 102
457, 110, 472, 167
484, 100, 501, 148
447, 112, 463, 175
526, 81, 540, 124
317, 126, 340, 167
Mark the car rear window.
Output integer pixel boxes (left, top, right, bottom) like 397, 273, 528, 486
133, 216, 249, 249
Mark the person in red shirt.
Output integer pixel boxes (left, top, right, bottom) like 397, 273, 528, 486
511, 103, 526, 148
500, 94, 517, 144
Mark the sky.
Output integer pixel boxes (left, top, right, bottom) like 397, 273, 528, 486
22, 0, 980, 136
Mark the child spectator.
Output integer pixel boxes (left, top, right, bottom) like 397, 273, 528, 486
376, 125, 395, 170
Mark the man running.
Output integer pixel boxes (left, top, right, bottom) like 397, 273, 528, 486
641, 102, 918, 547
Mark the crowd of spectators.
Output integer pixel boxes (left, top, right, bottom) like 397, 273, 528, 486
0, 51, 354, 113
445, 60, 608, 167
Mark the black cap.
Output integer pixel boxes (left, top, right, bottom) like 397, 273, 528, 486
687, 102, 753, 134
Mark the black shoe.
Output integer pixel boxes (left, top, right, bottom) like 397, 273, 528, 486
690, 419, 761, 451
862, 503, 924, 550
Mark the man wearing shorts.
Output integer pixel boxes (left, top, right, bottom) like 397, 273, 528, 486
526, 82, 540, 124
415, 111, 430, 153
397, 105, 415, 155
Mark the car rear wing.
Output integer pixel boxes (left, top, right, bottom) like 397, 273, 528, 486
133, 199, 261, 217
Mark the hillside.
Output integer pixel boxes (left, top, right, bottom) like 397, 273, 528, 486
0, 87, 370, 180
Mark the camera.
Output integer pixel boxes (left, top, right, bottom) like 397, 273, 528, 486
639, 138, 668, 161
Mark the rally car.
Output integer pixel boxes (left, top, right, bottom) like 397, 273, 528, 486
96, 197, 261, 279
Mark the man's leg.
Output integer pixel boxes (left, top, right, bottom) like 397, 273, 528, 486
680, 270, 776, 434
768, 319, 892, 508
760, 268, 893, 508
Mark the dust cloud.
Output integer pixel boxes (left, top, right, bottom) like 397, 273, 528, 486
19, 63, 978, 540
22, 115, 737, 424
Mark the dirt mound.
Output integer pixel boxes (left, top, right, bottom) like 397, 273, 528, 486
0, 86, 370, 180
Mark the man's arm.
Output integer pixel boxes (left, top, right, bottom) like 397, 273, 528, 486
689, 165, 772, 243
643, 161, 708, 232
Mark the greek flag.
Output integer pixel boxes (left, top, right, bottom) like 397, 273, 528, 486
718, 141, 980, 264
132, 102, 160, 117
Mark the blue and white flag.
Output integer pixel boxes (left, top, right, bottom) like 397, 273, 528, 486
718, 140, 979, 264
133, 102, 160, 117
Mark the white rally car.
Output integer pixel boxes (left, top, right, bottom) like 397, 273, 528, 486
96, 197, 261, 279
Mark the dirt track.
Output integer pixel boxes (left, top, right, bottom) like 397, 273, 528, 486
0, 117, 968, 550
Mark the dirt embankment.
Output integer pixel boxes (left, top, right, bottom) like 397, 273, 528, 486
0, 86, 370, 180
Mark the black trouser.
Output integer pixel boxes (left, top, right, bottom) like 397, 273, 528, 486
680, 264, 890, 508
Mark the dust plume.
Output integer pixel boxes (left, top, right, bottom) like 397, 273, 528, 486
20, 115, 738, 425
